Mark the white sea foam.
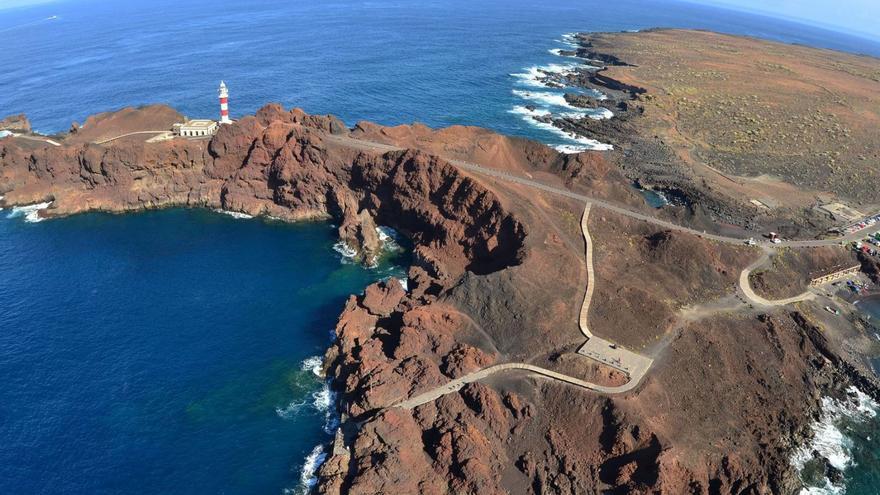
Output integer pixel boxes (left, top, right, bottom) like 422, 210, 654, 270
376, 225, 401, 252
297, 444, 327, 493
793, 386, 879, 494
302, 355, 324, 378
555, 142, 614, 153
510, 62, 580, 89
213, 209, 253, 219
509, 105, 551, 118
548, 48, 583, 58
7, 201, 52, 222
0, 130, 12, 139
333, 241, 358, 261
317, 385, 339, 434
510, 106, 613, 152
559, 32, 580, 48
275, 399, 308, 420
590, 107, 614, 120
510, 66, 553, 88
512, 89, 574, 109
398, 278, 409, 292
312, 385, 332, 412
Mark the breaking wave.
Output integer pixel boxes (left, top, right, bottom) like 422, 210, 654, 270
548, 48, 581, 58
296, 444, 327, 494
332, 241, 358, 262
509, 105, 551, 118
302, 355, 323, 378
792, 387, 878, 494
274, 355, 332, 420
559, 32, 579, 48
214, 209, 254, 219
508, 106, 613, 152
510, 62, 580, 89
7, 201, 52, 223
376, 225, 402, 253
512, 89, 574, 109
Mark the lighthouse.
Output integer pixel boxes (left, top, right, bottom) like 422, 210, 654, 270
218, 81, 232, 124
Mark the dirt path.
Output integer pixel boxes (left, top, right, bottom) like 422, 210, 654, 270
738, 249, 816, 307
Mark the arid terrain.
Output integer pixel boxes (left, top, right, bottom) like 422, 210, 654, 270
548, 29, 880, 238
2, 29, 880, 495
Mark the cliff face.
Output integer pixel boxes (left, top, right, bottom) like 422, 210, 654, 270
0, 104, 526, 271
0, 103, 869, 494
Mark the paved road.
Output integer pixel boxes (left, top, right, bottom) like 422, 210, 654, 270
575, 203, 653, 389
393, 362, 630, 409
391, 203, 654, 410
323, 133, 880, 249
11, 134, 61, 146
578, 203, 596, 339
738, 249, 816, 307
94, 130, 170, 145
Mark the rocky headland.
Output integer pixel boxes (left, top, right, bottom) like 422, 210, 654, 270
3, 30, 880, 495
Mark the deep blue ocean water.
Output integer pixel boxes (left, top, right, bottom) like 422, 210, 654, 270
0, 209, 407, 494
2, 0, 880, 493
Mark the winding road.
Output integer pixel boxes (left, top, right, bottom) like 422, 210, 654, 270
738, 249, 816, 307
324, 133, 879, 249
322, 130, 839, 409
9, 128, 836, 407
392, 204, 653, 409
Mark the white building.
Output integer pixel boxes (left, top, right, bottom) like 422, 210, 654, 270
174, 119, 218, 138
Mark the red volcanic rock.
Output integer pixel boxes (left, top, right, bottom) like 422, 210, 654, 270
1, 104, 527, 276
0, 114, 31, 133
64, 104, 183, 145
441, 343, 495, 378
360, 278, 405, 317
4, 102, 845, 495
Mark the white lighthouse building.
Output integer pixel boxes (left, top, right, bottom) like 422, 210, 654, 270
218, 81, 232, 124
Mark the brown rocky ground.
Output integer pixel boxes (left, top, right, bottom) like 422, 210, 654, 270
588, 209, 754, 351
554, 29, 880, 237
2, 39, 879, 491
750, 246, 858, 299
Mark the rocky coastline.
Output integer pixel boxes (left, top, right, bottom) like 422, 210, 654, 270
4, 29, 880, 495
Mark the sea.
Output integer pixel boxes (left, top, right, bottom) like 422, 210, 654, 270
1, 0, 879, 493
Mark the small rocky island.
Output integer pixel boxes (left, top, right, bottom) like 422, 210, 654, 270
3, 29, 880, 494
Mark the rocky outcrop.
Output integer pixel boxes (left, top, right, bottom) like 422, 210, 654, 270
1, 101, 871, 495
0, 114, 31, 133
0, 105, 527, 272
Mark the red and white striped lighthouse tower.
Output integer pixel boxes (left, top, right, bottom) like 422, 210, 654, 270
218, 81, 232, 124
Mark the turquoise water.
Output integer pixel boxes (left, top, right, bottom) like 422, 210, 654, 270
2, 0, 880, 493
0, 209, 407, 494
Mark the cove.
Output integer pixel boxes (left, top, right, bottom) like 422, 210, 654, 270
0, 208, 407, 494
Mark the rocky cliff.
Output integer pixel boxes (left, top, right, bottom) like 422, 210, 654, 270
1, 101, 872, 494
